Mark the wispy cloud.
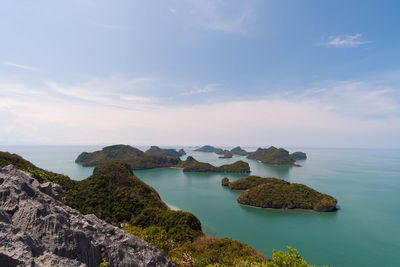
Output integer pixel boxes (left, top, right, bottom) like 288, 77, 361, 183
169, 7, 177, 14
1, 61, 36, 71
180, 83, 219, 96
183, 0, 255, 35
46, 75, 157, 110
0, 76, 399, 147
318, 33, 370, 48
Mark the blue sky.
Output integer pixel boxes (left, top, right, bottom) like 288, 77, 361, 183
0, 0, 399, 147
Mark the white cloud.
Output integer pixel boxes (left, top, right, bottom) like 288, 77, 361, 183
1, 61, 36, 71
0, 77, 399, 147
319, 33, 369, 48
47, 75, 157, 109
169, 8, 176, 13
180, 83, 219, 96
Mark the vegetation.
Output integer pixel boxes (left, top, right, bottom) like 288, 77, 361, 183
266, 247, 315, 267
218, 150, 233, 158
247, 146, 299, 166
145, 146, 186, 158
124, 226, 268, 267
226, 175, 289, 190
75, 144, 181, 170
0, 151, 77, 190
180, 156, 250, 173
230, 146, 249, 156
195, 145, 224, 155
234, 176, 337, 211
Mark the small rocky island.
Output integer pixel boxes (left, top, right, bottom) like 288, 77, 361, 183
222, 176, 337, 212
180, 156, 250, 173
246, 146, 307, 166
218, 150, 233, 158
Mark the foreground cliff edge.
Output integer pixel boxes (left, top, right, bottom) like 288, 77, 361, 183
0, 151, 317, 266
0, 165, 174, 266
223, 176, 338, 212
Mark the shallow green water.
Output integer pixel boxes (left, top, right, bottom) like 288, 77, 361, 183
2, 145, 399, 266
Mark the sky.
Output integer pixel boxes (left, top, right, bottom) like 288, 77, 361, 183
0, 0, 399, 148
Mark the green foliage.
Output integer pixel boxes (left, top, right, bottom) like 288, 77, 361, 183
123, 226, 268, 267
267, 246, 315, 267
247, 147, 298, 166
237, 181, 337, 212
75, 144, 180, 170
228, 176, 289, 190
181, 156, 250, 173
130, 208, 202, 243
0, 151, 78, 191
99, 260, 110, 267
65, 162, 168, 224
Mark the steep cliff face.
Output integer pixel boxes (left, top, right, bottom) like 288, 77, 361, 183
0, 165, 175, 267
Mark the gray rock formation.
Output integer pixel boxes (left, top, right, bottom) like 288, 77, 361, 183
0, 165, 175, 267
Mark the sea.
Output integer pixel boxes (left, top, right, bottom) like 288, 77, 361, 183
1, 145, 399, 266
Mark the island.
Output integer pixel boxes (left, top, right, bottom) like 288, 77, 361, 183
222, 176, 288, 190
75, 144, 181, 170
247, 146, 307, 166
218, 150, 233, 158
75, 145, 251, 173
195, 145, 224, 155
230, 146, 249, 156
290, 151, 307, 160
223, 175, 337, 212
221, 177, 230, 186
179, 156, 250, 173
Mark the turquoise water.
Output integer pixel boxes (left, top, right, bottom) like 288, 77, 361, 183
1, 146, 399, 266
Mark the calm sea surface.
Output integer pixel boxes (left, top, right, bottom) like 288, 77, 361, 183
1, 145, 399, 266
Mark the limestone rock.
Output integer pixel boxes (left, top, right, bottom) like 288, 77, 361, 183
0, 165, 175, 267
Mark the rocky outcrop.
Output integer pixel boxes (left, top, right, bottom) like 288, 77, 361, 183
221, 177, 230, 186
230, 147, 249, 156
0, 165, 174, 267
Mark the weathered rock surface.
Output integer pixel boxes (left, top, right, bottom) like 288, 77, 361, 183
0, 165, 175, 267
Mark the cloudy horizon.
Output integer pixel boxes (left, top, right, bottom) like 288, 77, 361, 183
1, 0, 399, 148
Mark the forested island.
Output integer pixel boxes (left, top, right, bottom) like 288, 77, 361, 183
246, 146, 307, 166
222, 176, 337, 212
76, 145, 250, 173
178, 156, 250, 173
